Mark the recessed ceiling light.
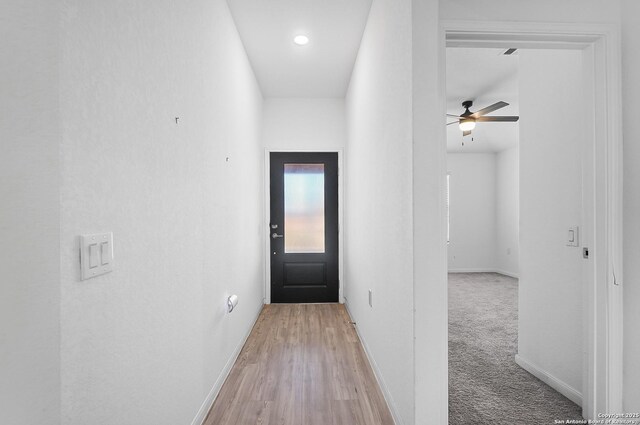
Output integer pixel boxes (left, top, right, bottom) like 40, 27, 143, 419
293, 35, 309, 46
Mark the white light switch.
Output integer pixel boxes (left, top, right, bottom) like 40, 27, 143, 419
567, 226, 579, 247
100, 241, 111, 265
89, 244, 99, 268
80, 233, 113, 280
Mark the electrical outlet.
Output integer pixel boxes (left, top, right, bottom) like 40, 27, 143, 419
368, 289, 372, 307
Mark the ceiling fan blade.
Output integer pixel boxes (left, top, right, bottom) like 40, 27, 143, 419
470, 101, 509, 118
476, 116, 519, 122
447, 113, 462, 118
463, 130, 472, 137
447, 121, 458, 126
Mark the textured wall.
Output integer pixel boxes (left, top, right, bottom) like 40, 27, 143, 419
0, 1, 61, 424
446, 150, 519, 275
412, 0, 448, 422
518, 49, 584, 396
59, 1, 263, 424
495, 147, 519, 277
262, 98, 346, 151
447, 153, 497, 272
440, 0, 620, 23
345, 0, 414, 423
621, 0, 640, 413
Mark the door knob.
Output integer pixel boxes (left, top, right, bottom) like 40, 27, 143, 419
272, 233, 284, 239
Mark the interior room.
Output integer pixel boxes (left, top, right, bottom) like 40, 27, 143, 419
2, 1, 639, 425
447, 46, 592, 423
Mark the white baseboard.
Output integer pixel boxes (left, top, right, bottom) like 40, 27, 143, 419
515, 354, 582, 406
190, 303, 264, 425
493, 269, 519, 279
343, 302, 402, 425
448, 268, 519, 279
448, 268, 495, 274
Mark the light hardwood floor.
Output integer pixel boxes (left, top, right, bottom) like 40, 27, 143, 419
203, 304, 395, 425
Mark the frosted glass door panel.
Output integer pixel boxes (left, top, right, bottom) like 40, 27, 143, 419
284, 164, 325, 253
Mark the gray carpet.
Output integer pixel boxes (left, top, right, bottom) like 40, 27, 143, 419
448, 272, 583, 425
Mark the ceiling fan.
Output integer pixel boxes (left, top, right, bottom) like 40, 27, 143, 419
447, 100, 519, 137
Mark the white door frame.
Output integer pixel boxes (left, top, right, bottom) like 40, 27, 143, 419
440, 21, 623, 419
263, 148, 345, 305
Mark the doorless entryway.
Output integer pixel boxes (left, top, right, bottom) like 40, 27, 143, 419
269, 152, 339, 303
441, 21, 624, 420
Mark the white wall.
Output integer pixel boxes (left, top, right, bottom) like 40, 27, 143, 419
262, 98, 346, 150
447, 153, 497, 271
517, 49, 584, 398
0, 2, 61, 424
345, 0, 414, 423
447, 150, 518, 276
413, 1, 448, 423
621, 0, 640, 413
59, 2, 263, 425
440, 0, 620, 24
496, 147, 519, 277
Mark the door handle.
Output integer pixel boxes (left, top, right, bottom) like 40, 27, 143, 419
272, 233, 284, 239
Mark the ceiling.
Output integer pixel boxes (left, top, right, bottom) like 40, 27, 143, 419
226, 0, 373, 98
446, 48, 519, 153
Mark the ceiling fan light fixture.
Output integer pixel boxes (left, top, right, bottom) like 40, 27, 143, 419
459, 118, 476, 132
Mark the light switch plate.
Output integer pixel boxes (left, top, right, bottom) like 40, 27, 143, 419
567, 226, 579, 247
80, 232, 113, 280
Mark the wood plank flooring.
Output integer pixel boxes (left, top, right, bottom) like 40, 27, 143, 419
203, 304, 395, 425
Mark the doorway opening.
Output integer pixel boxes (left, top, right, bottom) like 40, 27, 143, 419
447, 45, 587, 423
442, 22, 623, 421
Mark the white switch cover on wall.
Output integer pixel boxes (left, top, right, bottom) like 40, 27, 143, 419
80, 232, 113, 280
567, 226, 579, 247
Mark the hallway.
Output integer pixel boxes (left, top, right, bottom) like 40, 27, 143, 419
204, 304, 394, 425
5, 1, 638, 424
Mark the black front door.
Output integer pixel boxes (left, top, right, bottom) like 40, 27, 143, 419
270, 152, 339, 303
